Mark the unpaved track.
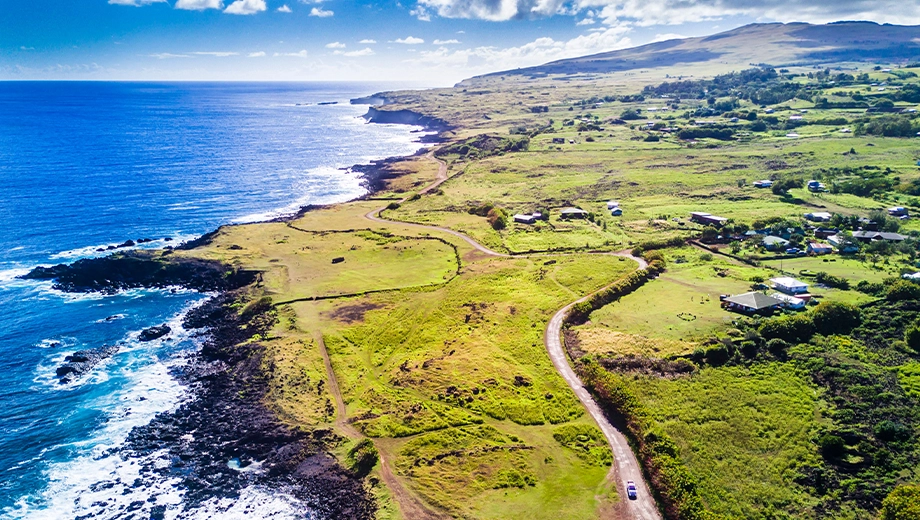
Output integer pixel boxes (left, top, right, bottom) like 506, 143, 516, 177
544, 254, 662, 520
315, 333, 446, 520
360, 153, 661, 519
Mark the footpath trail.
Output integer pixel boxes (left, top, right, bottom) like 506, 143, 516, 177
362, 153, 663, 519
314, 333, 448, 520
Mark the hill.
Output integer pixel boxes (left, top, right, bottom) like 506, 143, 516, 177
467, 22, 920, 82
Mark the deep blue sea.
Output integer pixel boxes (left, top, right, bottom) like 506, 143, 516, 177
0, 82, 430, 519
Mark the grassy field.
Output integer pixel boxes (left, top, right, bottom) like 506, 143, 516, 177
625, 363, 827, 519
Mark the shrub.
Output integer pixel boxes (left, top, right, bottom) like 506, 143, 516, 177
486, 207, 508, 230
766, 338, 790, 357
817, 433, 846, 458
386, 202, 401, 210
887, 280, 920, 301
905, 320, 920, 351
346, 439, 379, 477
881, 484, 920, 520
856, 280, 886, 296
814, 271, 850, 290
811, 301, 860, 336
759, 314, 815, 343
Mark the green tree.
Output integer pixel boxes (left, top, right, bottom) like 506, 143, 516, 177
905, 319, 920, 351
812, 301, 860, 335
881, 484, 920, 520
887, 280, 920, 301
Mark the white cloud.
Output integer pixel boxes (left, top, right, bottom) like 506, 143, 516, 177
224, 0, 266, 14
394, 36, 425, 44
359, 39, 377, 44
175, 0, 222, 10
309, 7, 333, 17
192, 51, 239, 56
433, 39, 461, 44
326, 42, 346, 49
335, 47, 376, 57
108, 0, 166, 5
410, 6, 432, 21
248, 51, 267, 57
416, 0, 920, 26
20, 46, 34, 51
274, 49, 309, 57
277, 4, 292, 12
408, 25, 631, 72
149, 53, 192, 59
576, 17, 595, 25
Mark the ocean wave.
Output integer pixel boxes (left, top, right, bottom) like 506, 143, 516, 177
49, 234, 198, 261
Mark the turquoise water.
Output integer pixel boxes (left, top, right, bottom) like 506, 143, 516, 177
0, 82, 428, 518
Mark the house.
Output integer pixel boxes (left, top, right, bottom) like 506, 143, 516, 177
807, 242, 834, 255
851, 231, 907, 242
903, 273, 920, 281
606, 200, 620, 210
771, 277, 809, 295
772, 292, 807, 309
814, 227, 839, 239
764, 108, 775, 114
610, 208, 623, 216
889, 207, 909, 217
827, 235, 860, 254
804, 212, 833, 222
722, 292, 783, 314
513, 214, 537, 225
690, 212, 729, 227
753, 180, 773, 188
560, 208, 589, 219
551, 137, 565, 144
806, 180, 827, 192
763, 236, 790, 251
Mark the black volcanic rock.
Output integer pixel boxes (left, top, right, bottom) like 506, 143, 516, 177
21, 252, 258, 294
138, 324, 171, 342
56, 344, 120, 384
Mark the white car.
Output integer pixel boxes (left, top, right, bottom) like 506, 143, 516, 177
626, 480, 638, 500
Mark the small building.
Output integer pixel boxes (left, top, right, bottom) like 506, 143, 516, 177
827, 235, 859, 254
772, 292, 807, 309
722, 292, 783, 314
763, 236, 790, 251
690, 212, 729, 227
764, 108, 775, 114
513, 214, 537, 225
889, 207, 909, 217
753, 180, 773, 188
606, 200, 620, 210
804, 212, 833, 222
814, 227, 839, 239
807, 242, 833, 255
560, 208, 589, 220
771, 277, 809, 295
610, 208, 623, 216
852, 231, 907, 242
806, 180, 826, 192
551, 137, 565, 144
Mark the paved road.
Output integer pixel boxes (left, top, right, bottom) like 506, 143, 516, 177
363, 154, 662, 519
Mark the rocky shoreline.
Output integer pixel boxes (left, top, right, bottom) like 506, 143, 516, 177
23, 257, 376, 518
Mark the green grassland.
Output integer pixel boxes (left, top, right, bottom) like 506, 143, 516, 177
625, 363, 827, 519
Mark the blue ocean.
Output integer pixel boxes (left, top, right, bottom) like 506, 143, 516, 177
0, 82, 429, 518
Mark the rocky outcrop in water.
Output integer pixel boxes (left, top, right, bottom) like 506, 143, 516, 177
138, 324, 171, 342
21, 252, 258, 294
56, 344, 120, 384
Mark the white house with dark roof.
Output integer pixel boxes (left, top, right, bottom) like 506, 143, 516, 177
771, 277, 809, 295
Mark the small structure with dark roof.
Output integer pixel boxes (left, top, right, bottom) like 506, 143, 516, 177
690, 212, 729, 227
560, 208, 589, 219
852, 231, 907, 242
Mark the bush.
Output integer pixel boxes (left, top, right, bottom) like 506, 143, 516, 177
905, 320, 920, 351
811, 301, 860, 336
856, 280, 886, 296
386, 202, 401, 210
486, 207, 508, 231
817, 433, 846, 458
881, 484, 920, 520
814, 271, 850, 290
887, 280, 920, 301
759, 314, 815, 343
766, 338, 790, 357
346, 439, 379, 477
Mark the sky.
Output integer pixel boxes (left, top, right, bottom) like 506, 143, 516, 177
2, 0, 918, 85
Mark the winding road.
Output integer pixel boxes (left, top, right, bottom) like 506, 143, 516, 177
360, 153, 662, 519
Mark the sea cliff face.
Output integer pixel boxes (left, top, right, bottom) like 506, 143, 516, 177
361, 106, 452, 133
